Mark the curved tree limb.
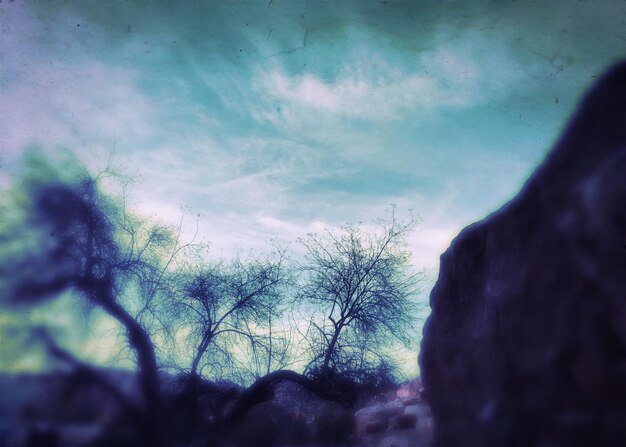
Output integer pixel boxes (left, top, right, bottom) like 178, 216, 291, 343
35, 328, 143, 424
223, 369, 356, 430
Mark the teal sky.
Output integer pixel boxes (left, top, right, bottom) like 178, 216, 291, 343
1, 1, 625, 349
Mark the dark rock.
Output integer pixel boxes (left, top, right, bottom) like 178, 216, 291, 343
419, 60, 626, 447
355, 401, 399, 436
313, 402, 355, 444
394, 413, 418, 430
364, 419, 389, 435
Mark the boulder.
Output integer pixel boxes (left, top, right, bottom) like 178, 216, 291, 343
403, 403, 431, 422
355, 402, 401, 436
393, 413, 417, 430
419, 60, 626, 447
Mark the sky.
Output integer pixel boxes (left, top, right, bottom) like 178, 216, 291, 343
1, 1, 625, 374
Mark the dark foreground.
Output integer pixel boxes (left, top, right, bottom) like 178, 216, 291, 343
0, 371, 433, 447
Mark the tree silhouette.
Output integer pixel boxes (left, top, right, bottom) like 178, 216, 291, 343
0, 157, 194, 447
298, 209, 421, 381
172, 249, 290, 382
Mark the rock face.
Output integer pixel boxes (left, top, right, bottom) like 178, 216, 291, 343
419, 60, 626, 447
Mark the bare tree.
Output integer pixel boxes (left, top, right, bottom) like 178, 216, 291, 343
172, 249, 291, 383
0, 155, 408, 447
0, 156, 196, 447
298, 209, 421, 380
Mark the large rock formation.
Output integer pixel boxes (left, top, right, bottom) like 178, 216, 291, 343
419, 60, 626, 447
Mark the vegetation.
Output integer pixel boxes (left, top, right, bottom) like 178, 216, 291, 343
298, 212, 420, 381
173, 250, 290, 382
0, 155, 423, 447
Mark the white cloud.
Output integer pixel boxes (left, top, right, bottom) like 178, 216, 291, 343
254, 28, 523, 125
258, 69, 437, 121
256, 214, 328, 236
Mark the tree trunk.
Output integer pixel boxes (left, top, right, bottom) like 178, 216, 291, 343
191, 332, 212, 378
322, 328, 341, 374
101, 297, 162, 447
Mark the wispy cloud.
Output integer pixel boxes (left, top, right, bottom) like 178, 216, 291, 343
254, 28, 524, 125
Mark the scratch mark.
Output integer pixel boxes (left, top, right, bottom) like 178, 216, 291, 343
265, 29, 308, 59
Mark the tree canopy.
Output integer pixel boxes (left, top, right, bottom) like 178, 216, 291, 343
0, 154, 424, 446
298, 210, 421, 380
